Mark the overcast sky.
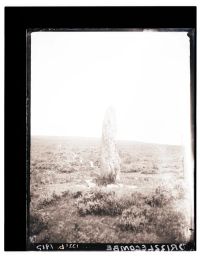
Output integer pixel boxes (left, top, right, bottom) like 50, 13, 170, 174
31, 31, 190, 145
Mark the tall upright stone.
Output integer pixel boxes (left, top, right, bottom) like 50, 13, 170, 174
100, 106, 120, 184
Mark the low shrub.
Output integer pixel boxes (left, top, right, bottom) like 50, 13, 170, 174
173, 183, 186, 199
77, 189, 125, 216
147, 206, 190, 243
121, 163, 139, 173
145, 186, 175, 207
76, 188, 147, 217
117, 185, 190, 243
37, 190, 70, 208
95, 173, 117, 186
118, 205, 149, 232
29, 212, 48, 236
72, 191, 82, 199
58, 165, 77, 173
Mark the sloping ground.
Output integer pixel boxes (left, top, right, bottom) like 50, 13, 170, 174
30, 180, 193, 244
29, 136, 193, 244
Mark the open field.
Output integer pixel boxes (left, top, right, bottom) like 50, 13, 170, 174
29, 136, 192, 244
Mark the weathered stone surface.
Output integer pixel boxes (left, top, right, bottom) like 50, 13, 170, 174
100, 106, 120, 184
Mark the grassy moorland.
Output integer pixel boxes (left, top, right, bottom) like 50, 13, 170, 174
29, 136, 192, 244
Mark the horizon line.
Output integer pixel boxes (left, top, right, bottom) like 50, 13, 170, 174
31, 134, 183, 147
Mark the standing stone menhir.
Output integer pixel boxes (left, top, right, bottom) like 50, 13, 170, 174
100, 106, 121, 184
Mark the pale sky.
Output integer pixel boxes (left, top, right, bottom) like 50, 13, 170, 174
31, 31, 190, 145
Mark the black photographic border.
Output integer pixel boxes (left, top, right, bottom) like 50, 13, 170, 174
4, 6, 196, 251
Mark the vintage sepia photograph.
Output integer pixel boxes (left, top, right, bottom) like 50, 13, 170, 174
29, 30, 195, 249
